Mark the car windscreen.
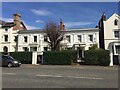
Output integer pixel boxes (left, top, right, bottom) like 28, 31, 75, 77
3, 56, 14, 60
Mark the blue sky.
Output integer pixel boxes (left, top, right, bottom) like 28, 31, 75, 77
1, 2, 118, 30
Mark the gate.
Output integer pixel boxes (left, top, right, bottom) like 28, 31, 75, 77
113, 55, 119, 65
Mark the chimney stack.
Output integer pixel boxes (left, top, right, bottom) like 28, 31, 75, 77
60, 19, 63, 30
102, 12, 106, 21
63, 24, 65, 30
13, 13, 21, 30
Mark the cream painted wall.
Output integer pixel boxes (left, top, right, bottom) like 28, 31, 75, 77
104, 13, 120, 50
17, 28, 99, 52
0, 27, 19, 52
18, 32, 48, 52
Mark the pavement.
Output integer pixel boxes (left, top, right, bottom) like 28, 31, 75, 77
1, 64, 119, 88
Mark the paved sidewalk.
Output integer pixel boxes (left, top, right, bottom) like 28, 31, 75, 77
21, 64, 119, 70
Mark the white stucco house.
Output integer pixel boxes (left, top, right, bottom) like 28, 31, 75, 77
61, 28, 99, 50
17, 30, 46, 52
0, 13, 27, 53
98, 13, 120, 65
0, 13, 99, 54
104, 13, 120, 65
104, 13, 120, 54
1, 13, 119, 66
17, 28, 99, 53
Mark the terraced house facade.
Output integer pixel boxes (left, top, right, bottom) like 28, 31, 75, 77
17, 28, 99, 52
0, 13, 27, 53
98, 13, 120, 65
0, 13, 119, 65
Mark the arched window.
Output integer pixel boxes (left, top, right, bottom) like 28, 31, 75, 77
3, 46, 8, 53
114, 19, 118, 25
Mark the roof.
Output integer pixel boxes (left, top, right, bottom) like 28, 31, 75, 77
2, 22, 15, 27
1, 21, 27, 30
18, 28, 99, 34
106, 13, 120, 21
18, 29, 44, 34
63, 28, 99, 32
0, 20, 6, 25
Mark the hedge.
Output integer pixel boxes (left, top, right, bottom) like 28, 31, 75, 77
43, 50, 77, 65
84, 49, 110, 66
10, 52, 32, 64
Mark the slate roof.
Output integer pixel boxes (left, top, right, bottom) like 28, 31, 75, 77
0, 20, 27, 30
0, 20, 6, 25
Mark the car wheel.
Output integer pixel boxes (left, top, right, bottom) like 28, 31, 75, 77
7, 63, 13, 68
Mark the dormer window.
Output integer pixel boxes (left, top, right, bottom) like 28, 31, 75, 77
5, 28, 8, 31
114, 19, 118, 25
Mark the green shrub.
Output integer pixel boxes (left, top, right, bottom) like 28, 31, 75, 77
89, 44, 98, 50
43, 50, 77, 65
10, 52, 32, 64
84, 49, 110, 66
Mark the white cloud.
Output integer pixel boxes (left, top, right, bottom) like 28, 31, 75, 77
25, 24, 40, 30
1, 17, 13, 22
1, 17, 39, 30
64, 22, 93, 28
35, 20, 44, 23
21, 20, 40, 30
31, 9, 52, 16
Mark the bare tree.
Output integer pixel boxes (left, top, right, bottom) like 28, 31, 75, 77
44, 21, 64, 51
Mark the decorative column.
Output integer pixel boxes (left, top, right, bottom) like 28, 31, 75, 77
109, 44, 113, 66
110, 52, 113, 66
32, 52, 37, 65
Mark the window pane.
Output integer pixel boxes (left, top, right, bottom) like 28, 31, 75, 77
88, 35, 93, 42
114, 19, 118, 25
44, 47, 48, 51
115, 45, 120, 54
114, 31, 119, 38
34, 47, 37, 51
44, 36, 48, 42
23, 47, 28, 51
14, 36, 18, 42
24, 36, 27, 42
4, 35, 8, 42
34, 36, 37, 42
78, 35, 82, 42
5, 28, 8, 31
66, 35, 70, 43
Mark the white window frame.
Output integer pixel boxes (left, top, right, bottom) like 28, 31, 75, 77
77, 35, 82, 42
5, 28, 8, 31
23, 36, 28, 43
66, 35, 71, 43
33, 36, 37, 42
113, 30, 119, 38
114, 19, 118, 26
88, 34, 93, 42
113, 43, 120, 55
4, 35, 8, 42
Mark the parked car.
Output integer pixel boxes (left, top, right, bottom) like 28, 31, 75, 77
2, 55, 21, 68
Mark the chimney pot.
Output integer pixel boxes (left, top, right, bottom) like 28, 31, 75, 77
102, 12, 106, 21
